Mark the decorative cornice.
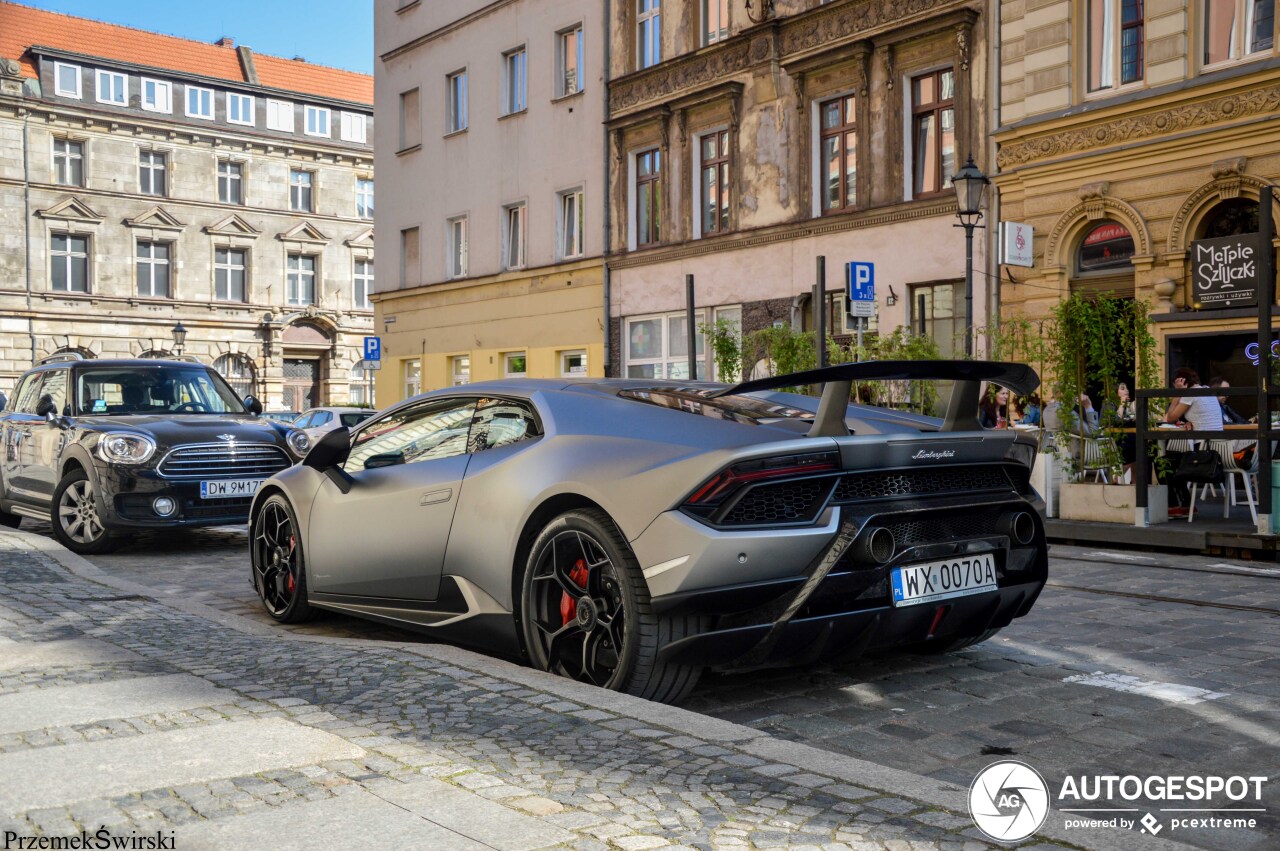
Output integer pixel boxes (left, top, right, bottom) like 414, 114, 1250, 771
123, 205, 184, 231
1044, 196, 1151, 268
36, 196, 103, 224
1167, 173, 1277, 253
997, 83, 1280, 169
276, 221, 330, 245
606, 199, 957, 270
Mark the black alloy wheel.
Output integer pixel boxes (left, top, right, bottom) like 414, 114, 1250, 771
51, 469, 120, 555
251, 494, 314, 623
521, 508, 703, 703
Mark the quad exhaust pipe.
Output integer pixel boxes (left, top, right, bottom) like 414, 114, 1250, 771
1000, 511, 1037, 546
853, 526, 896, 565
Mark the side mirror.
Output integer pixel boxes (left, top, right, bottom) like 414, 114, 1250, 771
303, 426, 351, 471
363, 452, 404, 470
35, 394, 56, 418
244, 395, 263, 415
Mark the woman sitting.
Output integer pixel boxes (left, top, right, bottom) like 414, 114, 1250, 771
979, 386, 1013, 429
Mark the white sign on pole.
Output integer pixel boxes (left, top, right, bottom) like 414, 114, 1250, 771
849, 301, 875, 318
360, 358, 382, 371
1000, 222, 1035, 267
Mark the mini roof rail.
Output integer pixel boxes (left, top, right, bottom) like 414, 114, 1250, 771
166, 355, 203, 364
37, 352, 84, 365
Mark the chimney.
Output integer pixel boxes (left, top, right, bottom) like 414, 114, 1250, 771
292, 56, 306, 62
215, 36, 235, 47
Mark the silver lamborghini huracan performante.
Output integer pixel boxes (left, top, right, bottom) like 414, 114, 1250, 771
248, 361, 1048, 704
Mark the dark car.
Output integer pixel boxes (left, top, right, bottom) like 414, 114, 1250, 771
0, 354, 311, 554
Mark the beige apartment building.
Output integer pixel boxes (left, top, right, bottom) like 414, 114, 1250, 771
0, 2, 376, 411
996, 0, 1280, 398
606, 0, 993, 378
373, 0, 606, 402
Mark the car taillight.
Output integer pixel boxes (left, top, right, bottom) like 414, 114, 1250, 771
685, 450, 841, 507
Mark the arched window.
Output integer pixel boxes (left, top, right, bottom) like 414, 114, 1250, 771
139, 349, 174, 359
1196, 198, 1259, 240
214, 353, 257, 398
49, 346, 94, 361
1076, 220, 1135, 273
349, 362, 372, 406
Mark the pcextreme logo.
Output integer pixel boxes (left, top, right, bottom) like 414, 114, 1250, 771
969, 760, 1050, 842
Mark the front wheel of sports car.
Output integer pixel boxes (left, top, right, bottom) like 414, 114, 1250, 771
251, 494, 315, 623
521, 509, 702, 704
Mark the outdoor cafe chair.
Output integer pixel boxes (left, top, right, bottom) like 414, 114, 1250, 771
1188, 439, 1258, 525
1065, 433, 1116, 483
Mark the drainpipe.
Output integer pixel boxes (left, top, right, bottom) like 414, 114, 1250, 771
22, 109, 35, 367
602, 0, 613, 376
987, 1, 1002, 351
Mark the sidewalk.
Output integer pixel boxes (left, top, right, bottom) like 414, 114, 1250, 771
0, 529, 1178, 851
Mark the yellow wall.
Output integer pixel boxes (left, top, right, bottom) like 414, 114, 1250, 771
371, 258, 605, 405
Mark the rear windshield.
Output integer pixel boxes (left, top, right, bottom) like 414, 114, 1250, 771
617, 388, 814, 425
340, 412, 372, 427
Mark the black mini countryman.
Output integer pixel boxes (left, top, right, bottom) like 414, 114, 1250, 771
0, 355, 311, 554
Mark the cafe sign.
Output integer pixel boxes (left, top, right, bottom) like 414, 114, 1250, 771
1190, 232, 1266, 308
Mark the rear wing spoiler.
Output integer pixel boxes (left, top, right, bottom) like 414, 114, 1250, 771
710, 360, 1041, 437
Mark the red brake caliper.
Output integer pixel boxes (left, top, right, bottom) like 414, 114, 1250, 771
560, 558, 589, 625
286, 535, 297, 594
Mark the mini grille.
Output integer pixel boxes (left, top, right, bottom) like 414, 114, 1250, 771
157, 443, 290, 479
833, 467, 1012, 503
720, 480, 828, 526
885, 512, 1003, 547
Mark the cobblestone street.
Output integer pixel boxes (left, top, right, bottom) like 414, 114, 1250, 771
2, 523, 1277, 849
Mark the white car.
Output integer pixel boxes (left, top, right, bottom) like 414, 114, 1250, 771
292, 407, 375, 441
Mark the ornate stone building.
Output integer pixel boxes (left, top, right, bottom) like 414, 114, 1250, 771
606, 0, 992, 378
996, 0, 1280, 399
0, 3, 375, 410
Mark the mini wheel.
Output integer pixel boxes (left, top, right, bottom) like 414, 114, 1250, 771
51, 468, 120, 555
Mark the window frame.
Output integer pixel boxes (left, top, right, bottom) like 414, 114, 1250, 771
54, 62, 82, 99
266, 98, 295, 132
289, 169, 314, 212
214, 246, 248, 302
452, 355, 471, 386
339, 111, 367, 143
50, 232, 90, 293
697, 128, 732, 236
624, 310, 710, 380
141, 77, 172, 113
95, 69, 127, 105
557, 25, 585, 97
502, 47, 528, 116
217, 160, 244, 205
403, 358, 422, 399
286, 253, 318, 306
909, 68, 956, 199
557, 187, 585, 259
304, 105, 331, 137
635, 147, 662, 247
447, 215, 469, 279
399, 88, 421, 150
908, 281, 965, 358
502, 202, 527, 271
138, 149, 168, 196
702, 0, 729, 46
227, 92, 255, 126
185, 85, 214, 119
637, 0, 662, 69
135, 240, 172, 299
1202, 0, 1277, 68
353, 257, 374, 310
817, 93, 858, 215
1087, 0, 1146, 93
447, 69, 468, 133
356, 178, 375, 219
52, 138, 84, 187
503, 351, 528, 378
560, 349, 588, 378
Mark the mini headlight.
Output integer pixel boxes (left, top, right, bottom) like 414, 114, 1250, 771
286, 429, 310, 458
96, 433, 156, 464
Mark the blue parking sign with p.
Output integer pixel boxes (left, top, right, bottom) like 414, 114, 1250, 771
363, 336, 381, 361
848, 262, 875, 301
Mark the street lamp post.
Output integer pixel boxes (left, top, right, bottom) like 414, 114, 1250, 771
952, 155, 989, 357
171, 321, 187, 356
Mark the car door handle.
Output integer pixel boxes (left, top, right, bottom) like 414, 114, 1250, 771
420, 488, 451, 505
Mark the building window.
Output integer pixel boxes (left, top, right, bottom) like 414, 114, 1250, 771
910, 282, 964, 357
266, 99, 295, 132
141, 78, 171, 113
339, 111, 367, 143
702, 0, 729, 45
1204, 0, 1275, 64
1076, 221, 1136, 273
502, 203, 527, 270
214, 247, 247, 301
357, 178, 375, 219
136, 241, 171, 298
51, 234, 89, 293
290, 170, 313, 212
95, 69, 126, 105
54, 62, 81, 98
401, 226, 421, 287
452, 355, 471, 386
504, 352, 527, 377
139, 150, 167, 196
218, 161, 243, 205
186, 85, 214, 119
560, 350, 588, 377
349, 362, 372, 406
911, 69, 955, 197
638, 0, 662, 69
636, 148, 661, 246
557, 26, 584, 96
404, 359, 421, 398
286, 254, 316, 305
305, 105, 331, 137
1088, 0, 1145, 91
354, 258, 374, 310
625, 312, 707, 379
399, 89, 421, 149
214, 354, 256, 399
53, 139, 83, 186
700, 130, 731, 235
1197, 198, 1259, 239
447, 70, 468, 132
820, 95, 857, 213
448, 216, 468, 278
558, 188, 584, 259
503, 47, 527, 115
227, 92, 255, 125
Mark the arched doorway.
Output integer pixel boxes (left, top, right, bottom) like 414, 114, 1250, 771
1070, 221, 1138, 407
281, 320, 331, 410
214, 353, 257, 399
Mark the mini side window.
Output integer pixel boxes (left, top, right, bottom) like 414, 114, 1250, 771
13, 374, 44, 413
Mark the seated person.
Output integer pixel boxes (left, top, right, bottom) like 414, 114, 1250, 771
1210, 377, 1248, 425
1042, 394, 1100, 436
